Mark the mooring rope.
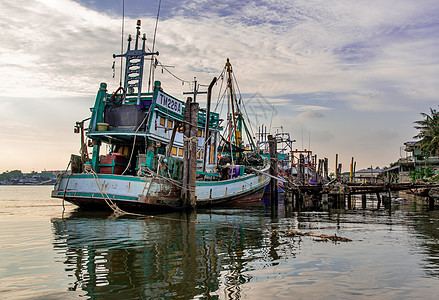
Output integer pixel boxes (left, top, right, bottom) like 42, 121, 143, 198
62, 173, 73, 215
121, 110, 150, 176
248, 167, 289, 183
88, 169, 145, 217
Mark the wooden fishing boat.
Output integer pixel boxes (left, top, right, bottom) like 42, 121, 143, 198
51, 20, 269, 212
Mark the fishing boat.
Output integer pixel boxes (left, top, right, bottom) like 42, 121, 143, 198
258, 126, 295, 192
51, 20, 270, 212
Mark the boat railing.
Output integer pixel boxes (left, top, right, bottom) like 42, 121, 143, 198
105, 92, 154, 105
197, 109, 221, 129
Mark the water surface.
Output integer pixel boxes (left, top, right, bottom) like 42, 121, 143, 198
1, 186, 439, 299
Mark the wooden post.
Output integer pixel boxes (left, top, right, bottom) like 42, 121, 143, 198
317, 159, 322, 184
361, 193, 367, 209
316, 159, 322, 184
181, 97, 191, 207
376, 192, 382, 208
349, 157, 354, 183
335, 154, 339, 181
336, 193, 346, 209
429, 196, 435, 210
181, 97, 199, 208
189, 101, 199, 208
388, 189, 391, 203
338, 163, 342, 182
300, 154, 305, 184
268, 135, 278, 206
295, 192, 303, 210
312, 155, 318, 182
324, 158, 329, 181
353, 161, 356, 182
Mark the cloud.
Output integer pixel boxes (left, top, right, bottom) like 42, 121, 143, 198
297, 110, 325, 120
2, 0, 439, 171
0, 0, 122, 97
3, 0, 439, 105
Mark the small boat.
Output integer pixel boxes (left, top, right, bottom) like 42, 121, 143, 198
51, 20, 270, 212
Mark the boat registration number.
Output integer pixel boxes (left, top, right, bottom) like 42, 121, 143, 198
156, 91, 183, 114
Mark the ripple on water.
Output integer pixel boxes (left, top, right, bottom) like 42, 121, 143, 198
1, 187, 439, 299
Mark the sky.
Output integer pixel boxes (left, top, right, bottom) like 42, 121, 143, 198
1, 0, 439, 173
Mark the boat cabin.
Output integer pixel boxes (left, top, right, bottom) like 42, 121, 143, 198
81, 81, 221, 181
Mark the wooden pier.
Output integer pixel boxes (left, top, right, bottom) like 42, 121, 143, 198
283, 182, 439, 210
288, 182, 439, 196
265, 134, 439, 210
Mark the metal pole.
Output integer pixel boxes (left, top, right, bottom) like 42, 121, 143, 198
203, 77, 217, 172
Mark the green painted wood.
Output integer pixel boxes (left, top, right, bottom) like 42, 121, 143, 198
146, 150, 154, 169
90, 83, 107, 132
91, 144, 100, 172
196, 171, 220, 178
61, 173, 147, 182
61, 191, 139, 201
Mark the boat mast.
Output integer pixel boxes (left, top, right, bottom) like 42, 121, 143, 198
225, 59, 241, 148
183, 77, 207, 103
113, 20, 159, 105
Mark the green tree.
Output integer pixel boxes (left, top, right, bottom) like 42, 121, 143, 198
0, 170, 23, 181
414, 107, 439, 155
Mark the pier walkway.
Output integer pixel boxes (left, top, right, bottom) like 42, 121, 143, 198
287, 182, 439, 196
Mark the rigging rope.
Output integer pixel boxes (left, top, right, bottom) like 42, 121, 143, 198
120, 102, 153, 175
148, 0, 162, 92
119, 0, 125, 87
249, 167, 289, 183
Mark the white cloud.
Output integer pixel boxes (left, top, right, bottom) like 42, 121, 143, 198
1, 0, 439, 171
297, 110, 325, 120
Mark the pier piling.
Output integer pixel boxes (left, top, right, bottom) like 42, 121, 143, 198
361, 194, 367, 209
181, 97, 198, 208
268, 134, 278, 208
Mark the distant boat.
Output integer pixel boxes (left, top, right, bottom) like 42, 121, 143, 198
258, 127, 295, 192
52, 20, 270, 212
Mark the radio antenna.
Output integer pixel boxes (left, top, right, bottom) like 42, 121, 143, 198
148, 0, 162, 92
119, 0, 125, 87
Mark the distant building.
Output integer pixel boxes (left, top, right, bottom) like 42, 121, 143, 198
398, 140, 439, 182
354, 168, 384, 184
381, 165, 400, 183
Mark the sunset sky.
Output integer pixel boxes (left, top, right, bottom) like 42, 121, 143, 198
1, 0, 439, 173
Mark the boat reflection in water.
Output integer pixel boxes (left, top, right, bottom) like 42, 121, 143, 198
51, 208, 289, 299
50, 196, 439, 299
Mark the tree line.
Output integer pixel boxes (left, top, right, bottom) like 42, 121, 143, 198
414, 107, 439, 155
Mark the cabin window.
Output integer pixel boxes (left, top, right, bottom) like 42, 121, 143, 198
178, 148, 183, 157
160, 116, 166, 126
197, 129, 203, 137
172, 147, 177, 156
167, 119, 173, 129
